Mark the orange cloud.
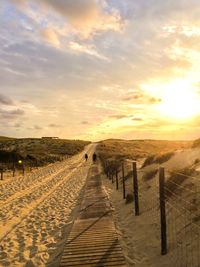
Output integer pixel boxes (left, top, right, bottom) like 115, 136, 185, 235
10, 0, 123, 40
41, 28, 61, 48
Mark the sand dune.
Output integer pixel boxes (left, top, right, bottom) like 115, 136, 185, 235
0, 144, 95, 267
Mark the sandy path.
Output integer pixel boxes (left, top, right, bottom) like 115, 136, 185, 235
0, 144, 96, 267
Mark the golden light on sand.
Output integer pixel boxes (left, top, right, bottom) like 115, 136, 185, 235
157, 81, 200, 120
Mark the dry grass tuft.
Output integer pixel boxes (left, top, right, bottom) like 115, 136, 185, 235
143, 169, 158, 181
125, 193, 134, 204
0, 138, 90, 169
165, 167, 197, 199
142, 152, 174, 168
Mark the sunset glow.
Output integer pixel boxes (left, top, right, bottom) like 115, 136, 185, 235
159, 88, 199, 120
1, 1, 200, 140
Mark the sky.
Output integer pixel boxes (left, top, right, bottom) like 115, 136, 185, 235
1, 0, 200, 141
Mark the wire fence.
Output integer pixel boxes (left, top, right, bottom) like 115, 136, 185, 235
101, 158, 200, 266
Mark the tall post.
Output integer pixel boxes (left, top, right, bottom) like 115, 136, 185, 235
159, 167, 167, 255
0, 169, 3, 180
116, 170, 119, 190
12, 161, 15, 177
22, 165, 25, 176
133, 162, 140, 216
105, 161, 108, 178
122, 163, 126, 199
13, 166, 15, 177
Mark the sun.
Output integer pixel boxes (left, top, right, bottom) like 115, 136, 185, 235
156, 81, 200, 120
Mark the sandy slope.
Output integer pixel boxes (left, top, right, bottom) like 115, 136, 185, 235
0, 144, 96, 267
101, 147, 200, 267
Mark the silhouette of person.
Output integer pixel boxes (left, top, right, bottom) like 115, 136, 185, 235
92, 153, 97, 163
85, 153, 88, 161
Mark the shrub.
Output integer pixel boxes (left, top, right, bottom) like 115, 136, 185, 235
125, 193, 134, 204
142, 155, 155, 168
143, 169, 158, 181
194, 158, 200, 164
154, 152, 174, 164
142, 152, 174, 168
192, 138, 200, 148
165, 167, 197, 199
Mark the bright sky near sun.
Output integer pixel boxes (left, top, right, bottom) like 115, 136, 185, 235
1, 0, 200, 141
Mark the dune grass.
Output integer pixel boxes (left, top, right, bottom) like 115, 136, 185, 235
143, 169, 158, 181
165, 167, 197, 199
98, 139, 190, 175
0, 138, 90, 169
142, 152, 175, 168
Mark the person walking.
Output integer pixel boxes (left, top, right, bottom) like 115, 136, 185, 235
84, 153, 88, 161
92, 152, 97, 163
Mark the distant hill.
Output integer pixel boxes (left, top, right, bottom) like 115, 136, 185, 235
0, 138, 90, 168
97, 139, 192, 162
0, 136, 16, 141
192, 138, 200, 148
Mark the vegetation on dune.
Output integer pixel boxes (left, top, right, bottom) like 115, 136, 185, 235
192, 138, 200, 148
142, 152, 175, 168
97, 139, 190, 175
165, 167, 198, 199
143, 169, 158, 181
0, 138, 90, 169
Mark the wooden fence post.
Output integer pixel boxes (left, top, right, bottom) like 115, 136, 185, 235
105, 161, 108, 178
111, 173, 114, 183
0, 169, 3, 180
159, 167, 167, 255
122, 163, 126, 199
22, 165, 25, 176
116, 170, 119, 190
12, 161, 15, 177
133, 161, 140, 216
13, 166, 15, 177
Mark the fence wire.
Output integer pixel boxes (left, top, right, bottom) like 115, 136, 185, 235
165, 170, 200, 267
102, 158, 200, 266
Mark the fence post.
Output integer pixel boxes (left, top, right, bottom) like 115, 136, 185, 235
13, 161, 15, 177
116, 170, 119, 190
111, 173, 114, 183
0, 169, 3, 180
122, 163, 126, 199
105, 161, 108, 178
13, 165, 15, 177
159, 167, 167, 255
133, 161, 140, 216
22, 165, 25, 176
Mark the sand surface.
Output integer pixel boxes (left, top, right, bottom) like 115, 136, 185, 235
0, 144, 96, 267
101, 148, 200, 267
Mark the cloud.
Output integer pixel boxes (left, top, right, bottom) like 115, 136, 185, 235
109, 114, 130, 119
68, 42, 108, 60
0, 94, 14, 106
122, 92, 162, 105
14, 122, 21, 127
40, 0, 123, 38
48, 123, 61, 128
9, 0, 123, 41
148, 97, 162, 104
122, 92, 143, 102
132, 117, 143, 121
81, 121, 89, 125
0, 108, 25, 119
41, 28, 61, 48
34, 125, 42, 130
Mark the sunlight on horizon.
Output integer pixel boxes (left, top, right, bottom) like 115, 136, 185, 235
158, 86, 200, 120
142, 79, 200, 122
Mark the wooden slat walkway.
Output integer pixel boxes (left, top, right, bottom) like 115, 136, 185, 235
60, 165, 127, 267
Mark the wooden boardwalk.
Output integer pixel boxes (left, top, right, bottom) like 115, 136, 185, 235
60, 165, 127, 267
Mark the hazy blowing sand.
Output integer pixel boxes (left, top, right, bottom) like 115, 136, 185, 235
0, 144, 96, 267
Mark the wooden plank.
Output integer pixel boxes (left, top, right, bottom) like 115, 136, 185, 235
60, 165, 127, 267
